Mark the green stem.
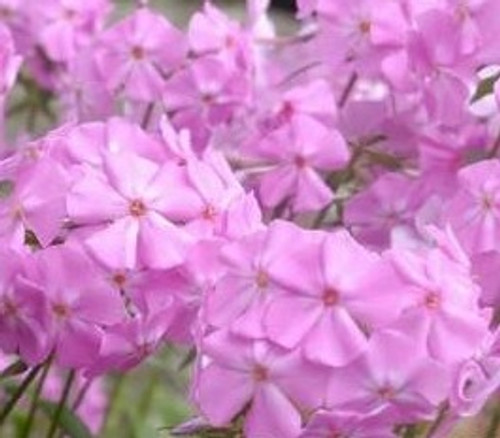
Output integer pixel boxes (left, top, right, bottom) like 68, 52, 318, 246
486, 404, 500, 438
141, 102, 154, 130
338, 71, 358, 108
402, 424, 418, 438
19, 356, 53, 438
45, 369, 75, 438
425, 403, 448, 438
0, 363, 42, 425
55, 378, 93, 438
100, 373, 125, 437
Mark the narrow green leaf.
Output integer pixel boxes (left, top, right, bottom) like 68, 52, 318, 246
471, 72, 500, 103
39, 401, 94, 438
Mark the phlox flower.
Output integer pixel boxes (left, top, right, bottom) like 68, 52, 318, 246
0, 156, 68, 249
194, 329, 329, 438
444, 159, 500, 254
206, 220, 304, 338
95, 7, 186, 101
0, 250, 48, 365
327, 330, 450, 423
264, 228, 399, 367
256, 115, 349, 212
67, 150, 196, 269
24, 244, 124, 368
384, 246, 489, 364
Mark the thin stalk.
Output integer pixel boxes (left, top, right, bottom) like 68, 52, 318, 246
100, 373, 126, 437
55, 378, 93, 438
425, 403, 449, 438
141, 102, 154, 130
486, 404, 500, 438
19, 356, 53, 438
0, 363, 43, 425
488, 130, 500, 159
45, 369, 76, 438
338, 72, 358, 108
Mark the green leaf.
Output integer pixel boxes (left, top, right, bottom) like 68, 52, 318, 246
471, 72, 500, 103
0, 360, 28, 380
39, 400, 94, 438
0, 179, 14, 198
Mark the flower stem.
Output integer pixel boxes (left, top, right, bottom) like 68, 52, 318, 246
100, 373, 125, 436
0, 363, 43, 425
486, 403, 500, 438
19, 356, 53, 438
45, 369, 76, 438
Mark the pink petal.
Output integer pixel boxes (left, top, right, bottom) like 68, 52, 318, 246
264, 295, 322, 348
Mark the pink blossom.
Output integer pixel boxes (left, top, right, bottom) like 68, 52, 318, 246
444, 159, 500, 254
256, 115, 349, 212
95, 7, 186, 101
0, 250, 48, 365
327, 330, 451, 423
194, 329, 329, 438
67, 150, 196, 269
264, 228, 397, 367
24, 244, 124, 368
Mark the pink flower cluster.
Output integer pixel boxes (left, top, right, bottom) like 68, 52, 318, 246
1, 0, 500, 436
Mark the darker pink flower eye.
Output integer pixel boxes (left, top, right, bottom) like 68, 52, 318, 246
294, 155, 307, 168
424, 292, 440, 310
252, 364, 268, 382
52, 302, 70, 319
255, 269, 269, 289
323, 288, 339, 307
129, 199, 147, 217
131, 45, 145, 60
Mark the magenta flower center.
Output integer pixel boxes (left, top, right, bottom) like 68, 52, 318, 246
377, 385, 395, 400
252, 364, 269, 382
481, 193, 495, 211
358, 20, 371, 35
202, 204, 217, 221
294, 155, 307, 168
255, 269, 269, 289
129, 199, 147, 217
52, 302, 70, 319
424, 292, 440, 310
131, 45, 145, 60
112, 272, 127, 289
323, 288, 339, 307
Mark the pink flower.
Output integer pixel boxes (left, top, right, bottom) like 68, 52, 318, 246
264, 228, 396, 367
444, 159, 500, 254
206, 221, 301, 338
0, 156, 68, 249
36, 0, 111, 62
345, 172, 423, 249
187, 2, 250, 68
384, 247, 489, 364
327, 330, 451, 423
67, 150, 196, 269
0, 250, 48, 365
25, 244, 124, 368
256, 115, 349, 212
164, 56, 249, 150
91, 311, 171, 374
95, 7, 186, 101
194, 329, 329, 438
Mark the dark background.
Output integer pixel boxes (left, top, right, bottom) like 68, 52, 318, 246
271, 0, 296, 11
